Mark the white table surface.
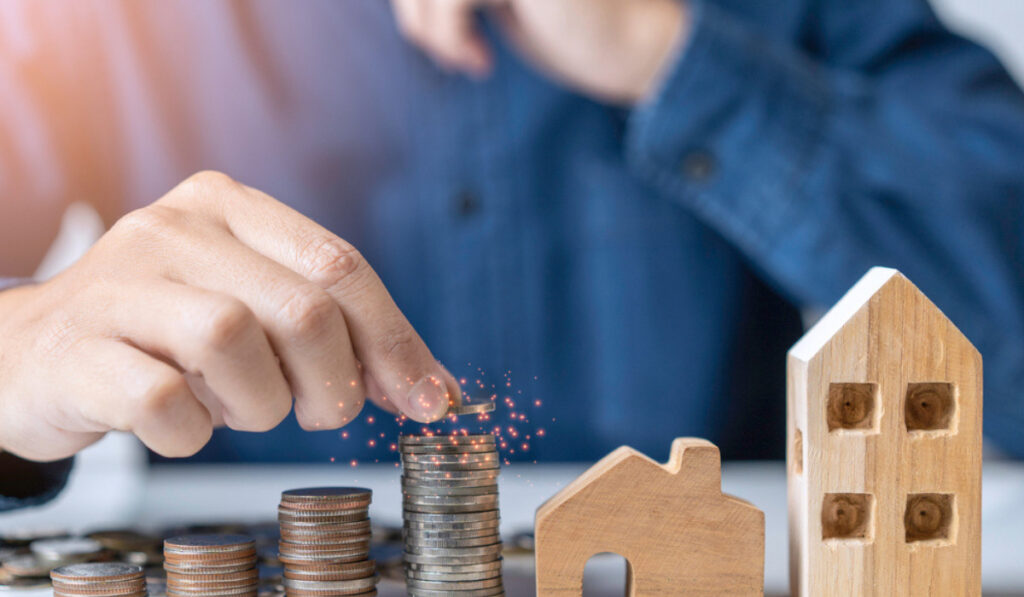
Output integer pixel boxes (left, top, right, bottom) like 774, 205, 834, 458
2, 434, 1023, 595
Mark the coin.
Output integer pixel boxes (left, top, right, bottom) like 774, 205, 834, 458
446, 401, 496, 416
400, 433, 504, 595
277, 488, 376, 597
281, 489, 371, 502
31, 538, 105, 564
86, 531, 161, 553
163, 535, 258, 597
50, 563, 145, 597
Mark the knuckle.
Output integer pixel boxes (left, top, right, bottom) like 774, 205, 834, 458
373, 326, 419, 364
112, 205, 184, 240
184, 170, 237, 193
296, 393, 365, 431
297, 236, 366, 291
136, 373, 191, 422
277, 284, 338, 344
199, 298, 255, 352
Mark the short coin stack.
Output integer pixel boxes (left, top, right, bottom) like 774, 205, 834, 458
401, 433, 504, 596
277, 487, 378, 596
51, 563, 146, 597
163, 534, 258, 597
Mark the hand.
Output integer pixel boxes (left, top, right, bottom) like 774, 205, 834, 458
0, 171, 460, 461
391, 0, 689, 104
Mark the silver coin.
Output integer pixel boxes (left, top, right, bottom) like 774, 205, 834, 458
404, 535, 501, 549
163, 535, 254, 553
403, 493, 498, 505
30, 538, 103, 563
0, 576, 53, 592
403, 503, 499, 515
399, 444, 496, 454
280, 488, 371, 501
277, 519, 370, 530
403, 559, 502, 573
281, 575, 378, 591
406, 575, 502, 590
403, 522, 499, 534
404, 542, 502, 556
405, 586, 504, 597
401, 471, 499, 482
277, 508, 367, 520
399, 454, 495, 464
402, 487, 497, 499
50, 563, 143, 581
446, 401, 496, 416
163, 562, 255, 574
165, 585, 257, 596
402, 510, 498, 523
402, 553, 502, 567
405, 569, 501, 582
399, 435, 495, 445
2, 554, 54, 577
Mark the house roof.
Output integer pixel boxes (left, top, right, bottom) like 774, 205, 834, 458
788, 267, 975, 364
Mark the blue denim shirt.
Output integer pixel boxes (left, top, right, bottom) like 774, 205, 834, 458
1, 0, 1023, 509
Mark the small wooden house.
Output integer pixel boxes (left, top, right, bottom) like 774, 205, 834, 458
535, 438, 764, 596
788, 267, 982, 596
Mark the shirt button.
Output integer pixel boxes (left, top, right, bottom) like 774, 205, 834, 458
680, 150, 716, 182
455, 190, 481, 217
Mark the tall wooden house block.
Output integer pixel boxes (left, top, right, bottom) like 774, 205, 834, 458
788, 268, 982, 596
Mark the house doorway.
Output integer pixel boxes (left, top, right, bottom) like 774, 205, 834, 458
582, 552, 633, 596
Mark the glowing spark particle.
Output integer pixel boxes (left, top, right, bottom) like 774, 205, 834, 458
349, 459, 358, 467
341, 431, 349, 439
367, 416, 375, 424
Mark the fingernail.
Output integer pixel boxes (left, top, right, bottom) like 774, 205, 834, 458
407, 375, 450, 423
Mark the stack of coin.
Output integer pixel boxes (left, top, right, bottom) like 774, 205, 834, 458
400, 434, 504, 596
163, 535, 258, 597
51, 563, 146, 597
277, 488, 378, 596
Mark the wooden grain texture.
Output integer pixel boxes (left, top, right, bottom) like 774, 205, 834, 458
787, 267, 982, 596
535, 438, 764, 596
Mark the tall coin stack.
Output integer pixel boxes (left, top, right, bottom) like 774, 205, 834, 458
163, 535, 258, 597
277, 488, 378, 597
400, 433, 504, 596
51, 563, 146, 597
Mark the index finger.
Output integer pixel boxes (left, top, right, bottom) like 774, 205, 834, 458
174, 172, 460, 422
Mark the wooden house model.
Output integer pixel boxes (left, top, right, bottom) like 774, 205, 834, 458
787, 267, 982, 596
535, 438, 764, 596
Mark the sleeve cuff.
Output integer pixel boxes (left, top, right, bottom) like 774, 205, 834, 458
0, 452, 74, 512
626, 0, 832, 277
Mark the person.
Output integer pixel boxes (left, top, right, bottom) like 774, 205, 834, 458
1, 0, 1023, 509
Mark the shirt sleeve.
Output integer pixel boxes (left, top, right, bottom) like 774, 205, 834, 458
625, 0, 1024, 455
0, 451, 74, 512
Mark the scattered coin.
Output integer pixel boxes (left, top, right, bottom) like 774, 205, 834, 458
277, 488, 377, 596
400, 433, 504, 596
30, 538, 105, 565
